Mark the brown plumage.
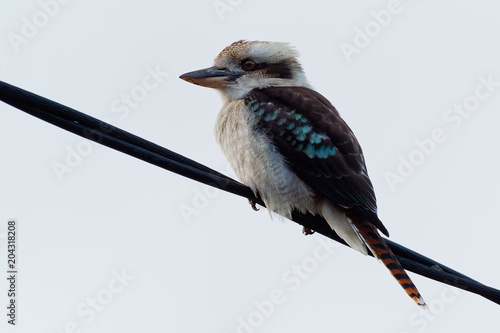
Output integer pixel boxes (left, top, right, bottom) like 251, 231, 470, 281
180, 40, 427, 307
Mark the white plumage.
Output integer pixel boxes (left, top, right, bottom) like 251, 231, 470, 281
215, 99, 318, 218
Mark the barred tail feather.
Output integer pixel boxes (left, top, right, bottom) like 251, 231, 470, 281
353, 222, 427, 307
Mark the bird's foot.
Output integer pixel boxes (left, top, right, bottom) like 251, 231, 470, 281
302, 226, 315, 235
248, 199, 260, 211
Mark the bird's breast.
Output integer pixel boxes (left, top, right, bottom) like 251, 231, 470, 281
214, 99, 317, 218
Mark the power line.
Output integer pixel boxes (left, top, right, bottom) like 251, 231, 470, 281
1, 80, 499, 305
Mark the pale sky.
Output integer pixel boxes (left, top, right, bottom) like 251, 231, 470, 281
1, 1, 499, 332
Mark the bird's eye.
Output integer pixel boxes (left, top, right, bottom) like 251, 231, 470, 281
241, 60, 257, 71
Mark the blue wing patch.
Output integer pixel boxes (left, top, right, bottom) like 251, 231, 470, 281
247, 100, 337, 160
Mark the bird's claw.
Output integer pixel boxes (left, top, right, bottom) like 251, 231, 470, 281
248, 199, 259, 211
302, 226, 315, 235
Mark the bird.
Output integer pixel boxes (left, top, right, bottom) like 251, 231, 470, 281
180, 40, 426, 307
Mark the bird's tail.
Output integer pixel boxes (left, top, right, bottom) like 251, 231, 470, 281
353, 222, 427, 307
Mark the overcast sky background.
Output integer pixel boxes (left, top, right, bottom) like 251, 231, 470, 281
1, 1, 500, 332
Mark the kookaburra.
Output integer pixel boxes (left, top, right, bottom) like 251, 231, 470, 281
180, 40, 425, 307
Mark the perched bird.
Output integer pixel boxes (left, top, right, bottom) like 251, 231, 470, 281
180, 40, 426, 307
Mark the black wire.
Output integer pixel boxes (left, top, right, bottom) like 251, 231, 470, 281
1, 80, 499, 305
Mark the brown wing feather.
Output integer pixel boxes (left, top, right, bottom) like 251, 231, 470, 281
245, 86, 389, 236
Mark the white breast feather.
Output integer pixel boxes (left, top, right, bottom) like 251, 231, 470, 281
214, 100, 317, 218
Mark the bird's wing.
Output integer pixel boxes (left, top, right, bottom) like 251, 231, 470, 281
245, 86, 388, 236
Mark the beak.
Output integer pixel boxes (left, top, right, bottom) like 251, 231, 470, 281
179, 66, 244, 88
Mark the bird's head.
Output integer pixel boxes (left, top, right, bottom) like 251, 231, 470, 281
180, 40, 310, 102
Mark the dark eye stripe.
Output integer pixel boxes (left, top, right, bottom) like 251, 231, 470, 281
265, 61, 293, 79
240, 60, 293, 79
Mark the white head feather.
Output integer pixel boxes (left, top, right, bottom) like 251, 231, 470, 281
213, 40, 311, 102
